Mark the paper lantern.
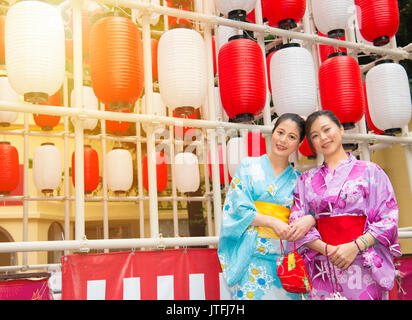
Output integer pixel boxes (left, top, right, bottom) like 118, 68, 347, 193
5, 0, 65, 103
312, 0, 354, 38
226, 136, 247, 178
158, 28, 207, 117
89, 14, 144, 111
356, 0, 399, 46
218, 36, 266, 122
72, 145, 100, 194
141, 92, 167, 135
0, 14, 5, 65
317, 31, 347, 63
248, 131, 267, 157
263, 0, 306, 29
208, 144, 226, 185
33, 90, 62, 131
363, 82, 384, 135
0, 76, 19, 127
142, 151, 168, 192
106, 147, 133, 194
71, 86, 99, 131
319, 52, 364, 129
214, 0, 257, 20
33, 143, 62, 194
0, 141, 19, 194
299, 137, 315, 158
151, 38, 158, 80
174, 152, 200, 193
216, 25, 242, 52
365, 60, 411, 134
105, 108, 131, 134
270, 43, 317, 117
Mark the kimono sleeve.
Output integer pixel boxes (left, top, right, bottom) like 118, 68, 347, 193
217, 159, 258, 286
366, 164, 401, 257
287, 173, 321, 252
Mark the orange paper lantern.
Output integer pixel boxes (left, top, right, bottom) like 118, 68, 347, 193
33, 90, 62, 131
105, 107, 131, 134
90, 14, 144, 111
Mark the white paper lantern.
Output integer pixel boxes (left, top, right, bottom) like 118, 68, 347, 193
33, 143, 62, 193
141, 92, 167, 134
0, 76, 19, 127
70, 86, 99, 131
214, 0, 257, 18
226, 136, 247, 178
5, 0, 65, 103
365, 60, 412, 133
106, 147, 133, 193
311, 0, 354, 37
270, 44, 317, 117
158, 28, 207, 117
174, 152, 200, 193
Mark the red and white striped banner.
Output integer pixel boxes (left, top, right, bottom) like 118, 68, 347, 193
61, 248, 231, 300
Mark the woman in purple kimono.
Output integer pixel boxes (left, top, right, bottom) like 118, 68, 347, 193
287, 110, 401, 300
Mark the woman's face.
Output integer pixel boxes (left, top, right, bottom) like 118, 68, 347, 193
271, 119, 301, 158
309, 115, 344, 157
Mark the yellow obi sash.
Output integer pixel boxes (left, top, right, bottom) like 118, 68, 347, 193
254, 201, 291, 239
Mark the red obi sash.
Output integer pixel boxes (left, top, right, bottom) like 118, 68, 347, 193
317, 215, 367, 246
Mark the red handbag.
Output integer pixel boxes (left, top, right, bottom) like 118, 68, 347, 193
276, 241, 312, 293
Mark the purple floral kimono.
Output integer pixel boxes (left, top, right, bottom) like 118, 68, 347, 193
288, 153, 401, 300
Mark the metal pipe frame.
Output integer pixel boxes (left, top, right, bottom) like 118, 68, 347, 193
0, 0, 410, 264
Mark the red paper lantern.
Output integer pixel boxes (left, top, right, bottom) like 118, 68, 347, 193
299, 136, 315, 158
33, 90, 61, 131
0, 142, 19, 194
262, 0, 306, 29
208, 144, 226, 185
0, 14, 5, 65
317, 31, 347, 63
143, 151, 168, 192
90, 15, 144, 111
151, 38, 158, 80
355, 0, 399, 46
218, 36, 266, 122
319, 52, 364, 129
248, 132, 267, 157
363, 82, 384, 135
105, 107, 131, 134
72, 145, 100, 194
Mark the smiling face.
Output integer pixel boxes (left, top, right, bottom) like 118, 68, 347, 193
271, 119, 301, 158
308, 115, 345, 157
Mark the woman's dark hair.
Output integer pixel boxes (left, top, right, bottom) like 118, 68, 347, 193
272, 113, 305, 143
305, 110, 343, 151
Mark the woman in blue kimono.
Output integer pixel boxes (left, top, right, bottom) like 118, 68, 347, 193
218, 113, 314, 300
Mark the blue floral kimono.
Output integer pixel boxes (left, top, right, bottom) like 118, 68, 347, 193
218, 155, 302, 300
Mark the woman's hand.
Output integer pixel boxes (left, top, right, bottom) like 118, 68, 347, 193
329, 242, 359, 271
271, 219, 292, 240
287, 215, 316, 241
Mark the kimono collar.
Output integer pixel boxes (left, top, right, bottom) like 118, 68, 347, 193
320, 152, 356, 174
